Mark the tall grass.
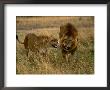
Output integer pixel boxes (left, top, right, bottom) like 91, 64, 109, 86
16, 16, 94, 74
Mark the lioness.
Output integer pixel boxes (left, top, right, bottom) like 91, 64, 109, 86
16, 33, 58, 57
59, 23, 78, 61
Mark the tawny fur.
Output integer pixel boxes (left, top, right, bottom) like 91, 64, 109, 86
16, 33, 58, 57
59, 23, 78, 61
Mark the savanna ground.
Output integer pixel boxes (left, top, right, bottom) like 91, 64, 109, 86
16, 16, 94, 74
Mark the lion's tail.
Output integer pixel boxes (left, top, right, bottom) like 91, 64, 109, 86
16, 35, 24, 44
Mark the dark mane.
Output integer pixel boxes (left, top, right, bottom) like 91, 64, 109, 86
65, 23, 77, 37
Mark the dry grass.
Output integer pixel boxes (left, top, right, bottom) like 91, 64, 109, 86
16, 16, 94, 74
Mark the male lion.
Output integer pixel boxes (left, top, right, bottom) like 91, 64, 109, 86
59, 23, 78, 61
16, 33, 58, 57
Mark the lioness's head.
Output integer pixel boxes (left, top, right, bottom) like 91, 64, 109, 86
49, 38, 59, 48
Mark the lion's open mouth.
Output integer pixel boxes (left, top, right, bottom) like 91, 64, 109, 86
64, 47, 71, 51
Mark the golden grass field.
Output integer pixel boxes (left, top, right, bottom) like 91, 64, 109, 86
16, 16, 94, 74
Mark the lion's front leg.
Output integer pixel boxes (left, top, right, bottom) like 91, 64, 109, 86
62, 50, 66, 60
26, 49, 29, 57
62, 50, 70, 62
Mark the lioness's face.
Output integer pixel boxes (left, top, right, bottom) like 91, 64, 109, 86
50, 38, 59, 48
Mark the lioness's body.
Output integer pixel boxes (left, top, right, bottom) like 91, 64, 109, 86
16, 33, 58, 56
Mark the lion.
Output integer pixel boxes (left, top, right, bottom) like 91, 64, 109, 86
16, 33, 58, 57
59, 23, 78, 61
